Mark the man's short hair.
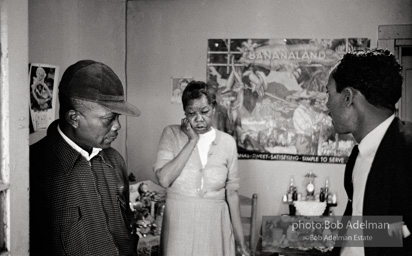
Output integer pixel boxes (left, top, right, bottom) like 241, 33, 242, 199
332, 48, 403, 111
59, 96, 98, 119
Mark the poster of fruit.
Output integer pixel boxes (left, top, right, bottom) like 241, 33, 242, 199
207, 38, 370, 163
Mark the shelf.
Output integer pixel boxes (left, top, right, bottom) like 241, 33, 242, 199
284, 201, 337, 216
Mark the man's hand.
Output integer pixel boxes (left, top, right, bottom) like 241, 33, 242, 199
388, 222, 404, 240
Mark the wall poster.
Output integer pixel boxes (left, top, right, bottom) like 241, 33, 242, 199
207, 38, 370, 163
29, 63, 59, 133
171, 77, 193, 104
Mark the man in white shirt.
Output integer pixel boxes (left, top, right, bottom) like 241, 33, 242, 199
326, 49, 412, 256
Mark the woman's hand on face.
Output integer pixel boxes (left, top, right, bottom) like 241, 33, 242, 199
181, 117, 199, 141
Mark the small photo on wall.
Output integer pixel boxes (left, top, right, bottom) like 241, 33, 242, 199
171, 77, 193, 104
29, 63, 59, 133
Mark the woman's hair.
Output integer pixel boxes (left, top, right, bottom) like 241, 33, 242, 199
332, 48, 403, 111
181, 81, 217, 110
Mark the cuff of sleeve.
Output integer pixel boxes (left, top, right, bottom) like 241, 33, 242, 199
403, 225, 410, 238
153, 161, 167, 173
225, 179, 240, 191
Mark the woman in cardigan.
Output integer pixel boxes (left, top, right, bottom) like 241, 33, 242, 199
154, 81, 249, 256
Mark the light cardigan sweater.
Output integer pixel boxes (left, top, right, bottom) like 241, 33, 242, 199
154, 125, 240, 200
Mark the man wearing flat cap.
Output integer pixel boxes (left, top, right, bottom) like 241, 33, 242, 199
30, 60, 140, 256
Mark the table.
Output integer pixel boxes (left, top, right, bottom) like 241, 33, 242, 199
286, 202, 337, 216
260, 247, 332, 256
260, 215, 337, 256
136, 234, 160, 256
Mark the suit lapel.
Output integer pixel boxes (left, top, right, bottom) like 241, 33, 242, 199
363, 118, 402, 215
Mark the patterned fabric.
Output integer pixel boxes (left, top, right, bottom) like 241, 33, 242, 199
30, 120, 136, 256
153, 125, 239, 255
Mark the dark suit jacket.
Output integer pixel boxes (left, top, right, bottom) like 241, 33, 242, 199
334, 118, 412, 255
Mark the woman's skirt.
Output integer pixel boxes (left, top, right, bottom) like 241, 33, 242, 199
160, 192, 235, 256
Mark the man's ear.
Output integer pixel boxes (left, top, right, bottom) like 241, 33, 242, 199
65, 110, 80, 128
343, 87, 355, 107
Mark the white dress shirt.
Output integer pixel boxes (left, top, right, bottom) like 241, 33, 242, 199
58, 125, 102, 161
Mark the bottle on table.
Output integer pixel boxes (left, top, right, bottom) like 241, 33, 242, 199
319, 187, 325, 202
292, 187, 298, 201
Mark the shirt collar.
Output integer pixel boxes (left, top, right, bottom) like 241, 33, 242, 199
198, 127, 216, 141
57, 125, 102, 161
358, 115, 395, 156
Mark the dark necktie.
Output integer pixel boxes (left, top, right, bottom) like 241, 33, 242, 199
333, 146, 360, 256
343, 145, 359, 216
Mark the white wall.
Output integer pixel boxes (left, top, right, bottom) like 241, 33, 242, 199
27, 0, 412, 248
126, 0, 412, 241
3, 0, 30, 253
28, 0, 129, 158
